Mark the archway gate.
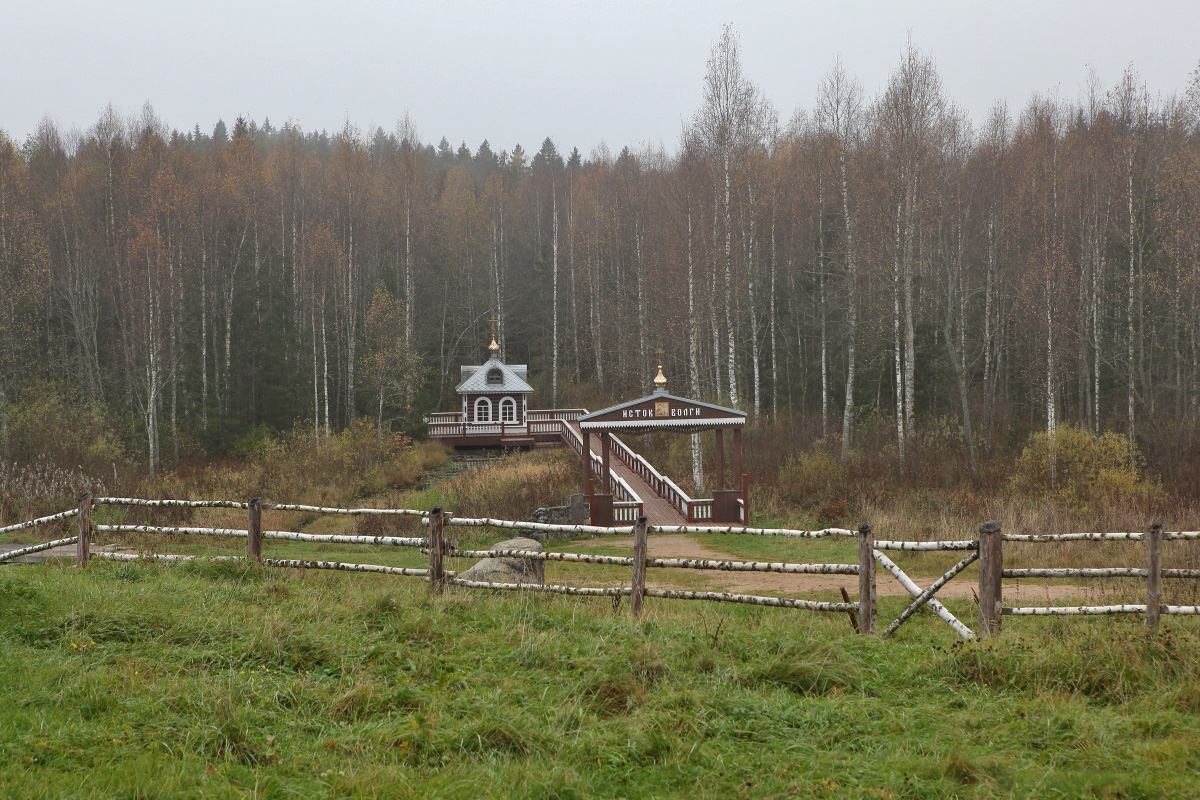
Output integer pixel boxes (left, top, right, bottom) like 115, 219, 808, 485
578, 368, 747, 526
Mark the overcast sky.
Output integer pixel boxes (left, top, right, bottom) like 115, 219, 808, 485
3, 1, 1198, 154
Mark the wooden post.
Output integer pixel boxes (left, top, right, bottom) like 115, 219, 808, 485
1146, 522, 1162, 629
631, 516, 649, 617
857, 523, 876, 635
582, 431, 592, 494
741, 472, 750, 523
978, 520, 1002, 635
76, 491, 92, 568
714, 428, 725, 491
428, 507, 446, 592
732, 428, 743, 480
247, 497, 263, 563
600, 432, 611, 493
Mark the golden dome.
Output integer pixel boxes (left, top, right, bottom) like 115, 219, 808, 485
653, 364, 667, 391
488, 337, 500, 355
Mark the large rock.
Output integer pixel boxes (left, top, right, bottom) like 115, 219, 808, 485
457, 537, 545, 585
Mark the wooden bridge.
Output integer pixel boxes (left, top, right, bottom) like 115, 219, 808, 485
426, 408, 747, 528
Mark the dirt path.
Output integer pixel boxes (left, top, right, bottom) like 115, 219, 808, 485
589, 534, 1092, 602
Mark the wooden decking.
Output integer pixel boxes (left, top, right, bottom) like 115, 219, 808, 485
569, 422, 688, 527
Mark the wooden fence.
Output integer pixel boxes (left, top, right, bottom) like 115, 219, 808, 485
4, 496, 1199, 639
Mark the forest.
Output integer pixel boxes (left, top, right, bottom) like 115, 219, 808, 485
2, 28, 1200, 497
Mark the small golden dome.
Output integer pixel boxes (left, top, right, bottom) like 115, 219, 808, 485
488, 337, 500, 355
653, 364, 667, 390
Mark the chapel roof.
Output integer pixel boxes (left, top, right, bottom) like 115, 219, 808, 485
456, 357, 534, 394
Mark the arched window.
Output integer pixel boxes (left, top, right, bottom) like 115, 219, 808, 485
487, 368, 503, 385
499, 396, 517, 423
474, 397, 492, 422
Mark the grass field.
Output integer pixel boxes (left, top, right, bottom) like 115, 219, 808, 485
4, 557, 1200, 799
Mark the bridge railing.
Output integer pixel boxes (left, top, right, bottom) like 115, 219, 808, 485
527, 408, 587, 422
556, 420, 643, 512
602, 433, 725, 522
427, 421, 530, 438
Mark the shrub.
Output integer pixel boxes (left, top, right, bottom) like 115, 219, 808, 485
6, 384, 131, 479
778, 446, 844, 508
1009, 425, 1165, 509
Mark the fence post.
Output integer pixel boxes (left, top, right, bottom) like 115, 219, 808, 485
428, 507, 445, 592
1146, 522, 1162, 629
742, 472, 750, 523
857, 523, 875, 635
978, 520, 1003, 635
76, 491, 92, 568
631, 516, 649, 617
247, 497, 263, 563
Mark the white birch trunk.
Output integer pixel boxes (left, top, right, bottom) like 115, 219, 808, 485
723, 153, 738, 405
687, 209, 704, 496
769, 192, 777, 422
404, 195, 413, 343
747, 179, 761, 421
552, 185, 559, 407
892, 197, 906, 467
838, 147, 857, 465
200, 245, 208, 430
321, 293, 330, 437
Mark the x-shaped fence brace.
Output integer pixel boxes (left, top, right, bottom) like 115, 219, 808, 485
875, 549, 979, 641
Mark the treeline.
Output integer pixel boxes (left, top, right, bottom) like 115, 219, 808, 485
2, 29, 1200, 485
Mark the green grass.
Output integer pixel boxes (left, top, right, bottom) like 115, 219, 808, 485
4, 560, 1200, 798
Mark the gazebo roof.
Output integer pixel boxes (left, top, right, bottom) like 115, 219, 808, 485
579, 387, 745, 434
456, 356, 534, 395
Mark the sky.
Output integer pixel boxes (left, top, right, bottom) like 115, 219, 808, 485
3, 1, 1198, 155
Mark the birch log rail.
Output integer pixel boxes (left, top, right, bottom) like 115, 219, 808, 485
441, 547, 859, 575
1001, 567, 1200, 578
95, 497, 250, 509
873, 549, 976, 641
649, 524, 856, 538
1000, 604, 1200, 616
434, 516, 635, 536
643, 588, 857, 613
0, 536, 80, 563
93, 551, 449, 578
1003, 530, 1200, 541
0, 508, 79, 537
448, 578, 632, 597
883, 550, 979, 638
93, 525, 429, 547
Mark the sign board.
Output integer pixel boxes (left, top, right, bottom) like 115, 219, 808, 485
579, 393, 745, 432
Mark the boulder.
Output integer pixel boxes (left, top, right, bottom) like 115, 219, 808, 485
457, 537, 545, 585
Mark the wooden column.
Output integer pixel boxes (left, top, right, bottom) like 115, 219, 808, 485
978, 520, 1003, 635
714, 428, 725, 491
247, 497, 263, 563
733, 427, 745, 521
1146, 522, 1162, 629
76, 491, 92, 568
857, 523, 875, 635
630, 516, 649, 617
600, 432, 611, 494
732, 428, 743, 482
428, 507, 446, 592
582, 431, 593, 494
